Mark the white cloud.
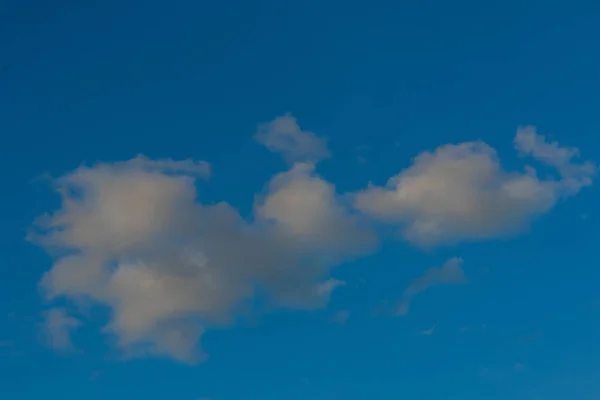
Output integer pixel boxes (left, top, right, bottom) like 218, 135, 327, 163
255, 162, 376, 255
29, 119, 595, 363
354, 128, 595, 246
514, 126, 595, 195
254, 113, 330, 164
31, 156, 366, 363
396, 257, 467, 316
43, 308, 80, 352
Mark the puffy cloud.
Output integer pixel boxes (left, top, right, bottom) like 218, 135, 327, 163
29, 118, 595, 363
354, 128, 595, 246
255, 162, 376, 254
31, 155, 369, 363
396, 257, 467, 316
43, 308, 80, 352
254, 113, 330, 164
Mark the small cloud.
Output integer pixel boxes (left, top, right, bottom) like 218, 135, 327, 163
125, 155, 212, 179
514, 126, 596, 195
0, 340, 13, 347
255, 162, 377, 254
396, 257, 467, 316
254, 113, 330, 164
330, 310, 350, 325
42, 308, 81, 353
420, 321, 438, 335
357, 156, 367, 164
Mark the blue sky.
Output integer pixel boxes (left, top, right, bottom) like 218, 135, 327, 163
2, 1, 600, 399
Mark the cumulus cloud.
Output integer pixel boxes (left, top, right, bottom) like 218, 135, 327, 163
31, 152, 371, 363
254, 113, 330, 164
43, 308, 81, 352
255, 162, 376, 255
354, 128, 595, 246
29, 117, 595, 363
396, 257, 467, 316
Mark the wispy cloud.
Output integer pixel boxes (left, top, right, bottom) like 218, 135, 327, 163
329, 310, 351, 325
43, 308, 81, 352
420, 321, 439, 335
396, 257, 467, 316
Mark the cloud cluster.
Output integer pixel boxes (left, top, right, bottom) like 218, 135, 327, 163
31, 134, 371, 363
30, 115, 594, 362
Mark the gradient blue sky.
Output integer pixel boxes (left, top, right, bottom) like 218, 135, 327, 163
2, 1, 600, 399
